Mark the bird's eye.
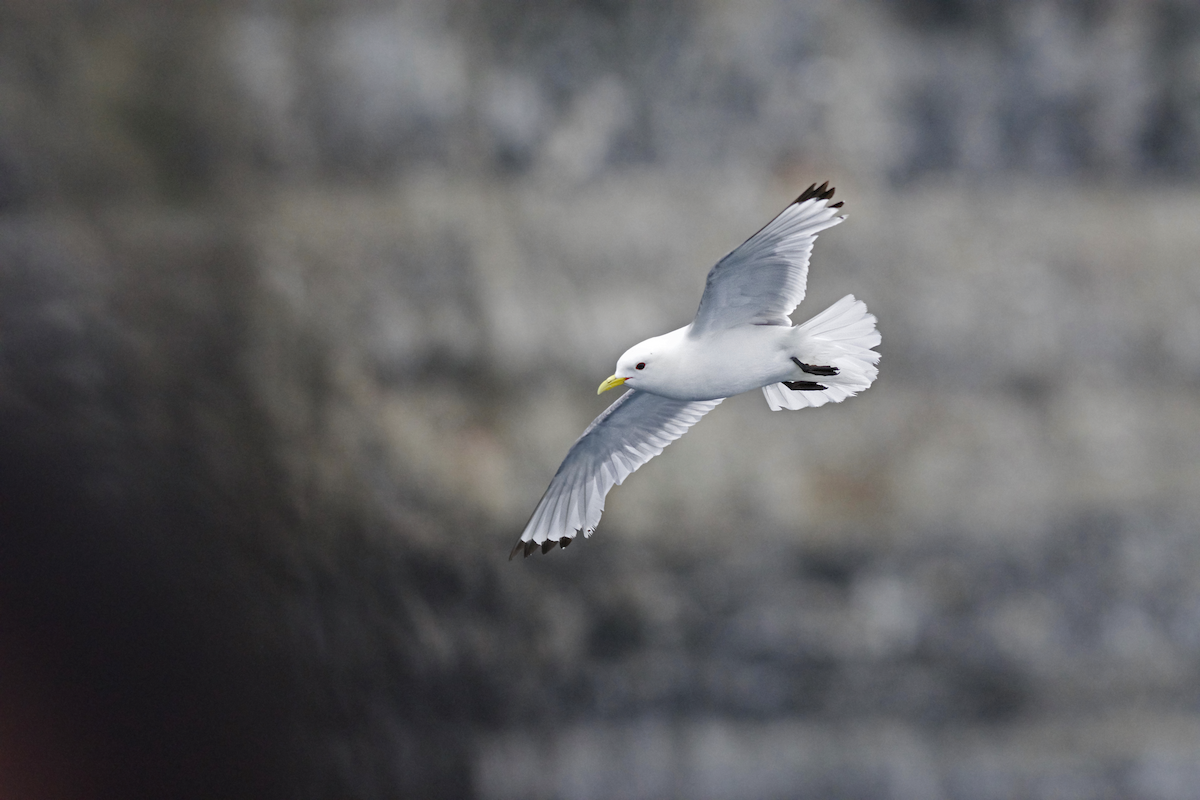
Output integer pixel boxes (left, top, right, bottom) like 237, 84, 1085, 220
636, 362, 646, 370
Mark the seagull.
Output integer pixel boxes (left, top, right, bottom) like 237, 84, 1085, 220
511, 182, 880, 559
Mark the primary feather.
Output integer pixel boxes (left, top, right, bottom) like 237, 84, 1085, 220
511, 391, 721, 558
690, 182, 845, 336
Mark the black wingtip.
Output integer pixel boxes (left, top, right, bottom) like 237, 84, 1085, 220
795, 181, 836, 204
510, 535, 578, 560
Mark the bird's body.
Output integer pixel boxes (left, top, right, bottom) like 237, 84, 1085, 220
511, 183, 880, 558
618, 323, 829, 401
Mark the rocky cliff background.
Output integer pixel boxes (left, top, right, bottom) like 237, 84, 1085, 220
2, 1, 1200, 798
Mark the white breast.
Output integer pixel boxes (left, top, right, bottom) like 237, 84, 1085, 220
648, 324, 796, 401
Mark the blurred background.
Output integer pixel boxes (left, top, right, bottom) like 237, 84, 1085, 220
1, 0, 1199, 798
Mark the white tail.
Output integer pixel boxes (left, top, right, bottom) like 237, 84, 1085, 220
762, 294, 881, 410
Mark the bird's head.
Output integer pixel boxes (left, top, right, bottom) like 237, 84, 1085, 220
598, 338, 661, 394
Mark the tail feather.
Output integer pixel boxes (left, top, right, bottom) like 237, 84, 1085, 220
763, 295, 880, 411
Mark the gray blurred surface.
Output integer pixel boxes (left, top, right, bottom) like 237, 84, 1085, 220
2, 1, 1199, 798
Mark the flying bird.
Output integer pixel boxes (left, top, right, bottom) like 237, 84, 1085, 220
511, 182, 880, 559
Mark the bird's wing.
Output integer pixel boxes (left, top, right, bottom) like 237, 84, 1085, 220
689, 182, 846, 337
511, 389, 722, 558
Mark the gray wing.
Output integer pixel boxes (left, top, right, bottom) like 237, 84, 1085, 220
690, 182, 846, 337
511, 389, 723, 558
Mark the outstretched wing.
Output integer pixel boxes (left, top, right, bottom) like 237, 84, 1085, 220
690, 182, 846, 337
511, 390, 723, 558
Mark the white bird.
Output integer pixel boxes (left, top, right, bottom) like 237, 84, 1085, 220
511, 182, 880, 559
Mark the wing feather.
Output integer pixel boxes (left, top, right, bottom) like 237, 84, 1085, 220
511, 389, 723, 557
690, 183, 846, 336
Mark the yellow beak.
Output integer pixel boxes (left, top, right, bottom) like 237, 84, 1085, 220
597, 375, 627, 395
